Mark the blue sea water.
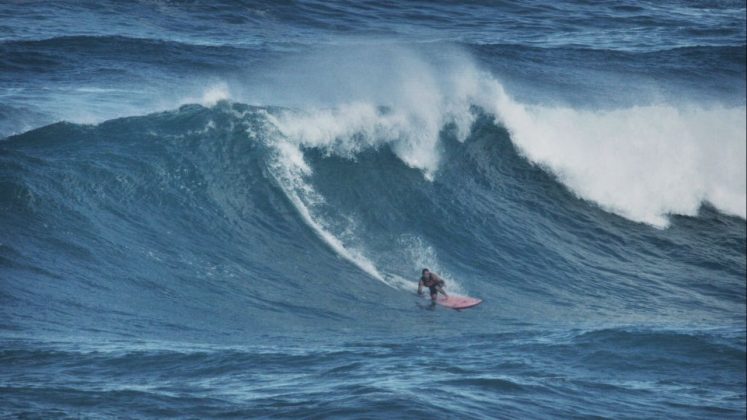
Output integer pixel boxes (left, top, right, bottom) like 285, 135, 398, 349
1, 1, 746, 418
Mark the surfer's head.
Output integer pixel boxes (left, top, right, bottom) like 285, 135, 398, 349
422, 268, 429, 276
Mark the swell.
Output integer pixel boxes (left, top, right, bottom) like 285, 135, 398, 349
3, 1, 744, 51
470, 43, 747, 107
471, 43, 747, 78
0, 35, 252, 75
0, 34, 263, 138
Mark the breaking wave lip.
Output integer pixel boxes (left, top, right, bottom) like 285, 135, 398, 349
493, 100, 747, 228
251, 43, 745, 229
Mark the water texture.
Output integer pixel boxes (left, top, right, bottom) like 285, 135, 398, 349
1, 1, 745, 418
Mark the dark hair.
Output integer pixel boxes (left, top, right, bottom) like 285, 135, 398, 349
422, 268, 429, 275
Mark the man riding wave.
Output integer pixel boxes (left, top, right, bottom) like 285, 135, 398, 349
417, 268, 448, 301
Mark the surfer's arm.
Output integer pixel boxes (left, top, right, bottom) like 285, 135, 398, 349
432, 275, 447, 296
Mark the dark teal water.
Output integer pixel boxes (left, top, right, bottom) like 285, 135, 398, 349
1, 1, 745, 418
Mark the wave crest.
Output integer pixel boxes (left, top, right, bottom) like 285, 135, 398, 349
256, 43, 745, 227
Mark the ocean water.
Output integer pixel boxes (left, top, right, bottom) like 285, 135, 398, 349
1, 1, 745, 418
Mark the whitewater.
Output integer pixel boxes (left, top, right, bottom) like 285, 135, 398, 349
1, 1, 745, 418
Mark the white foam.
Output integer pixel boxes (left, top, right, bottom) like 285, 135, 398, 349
487, 88, 747, 227
257, 44, 482, 179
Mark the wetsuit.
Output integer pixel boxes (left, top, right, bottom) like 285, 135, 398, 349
421, 273, 445, 297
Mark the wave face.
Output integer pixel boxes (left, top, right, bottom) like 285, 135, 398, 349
1, 0, 745, 418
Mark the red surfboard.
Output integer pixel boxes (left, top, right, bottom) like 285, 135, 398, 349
435, 295, 482, 310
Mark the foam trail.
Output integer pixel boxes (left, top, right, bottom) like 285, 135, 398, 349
270, 141, 383, 278
257, 118, 417, 290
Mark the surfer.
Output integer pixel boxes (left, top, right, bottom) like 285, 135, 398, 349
417, 268, 448, 301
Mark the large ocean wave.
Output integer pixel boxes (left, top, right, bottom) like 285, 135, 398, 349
1, 3, 745, 417
2, 94, 744, 337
